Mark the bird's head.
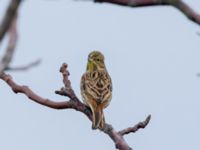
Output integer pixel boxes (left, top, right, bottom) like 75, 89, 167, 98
87, 51, 105, 71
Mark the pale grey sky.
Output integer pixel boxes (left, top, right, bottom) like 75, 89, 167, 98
0, 0, 200, 150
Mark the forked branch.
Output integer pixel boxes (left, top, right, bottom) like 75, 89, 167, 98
0, 63, 151, 150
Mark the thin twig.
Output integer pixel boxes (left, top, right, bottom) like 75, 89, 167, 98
118, 115, 151, 136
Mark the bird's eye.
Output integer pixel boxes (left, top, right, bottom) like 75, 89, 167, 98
96, 58, 100, 62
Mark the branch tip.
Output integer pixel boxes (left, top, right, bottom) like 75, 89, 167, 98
60, 63, 68, 72
118, 114, 151, 136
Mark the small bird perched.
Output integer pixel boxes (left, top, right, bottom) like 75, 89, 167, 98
81, 51, 112, 129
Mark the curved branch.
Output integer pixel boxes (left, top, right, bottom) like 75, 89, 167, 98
0, 63, 150, 150
0, 72, 71, 109
94, 0, 200, 26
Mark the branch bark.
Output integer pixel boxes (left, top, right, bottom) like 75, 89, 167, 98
94, 0, 200, 26
0, 63, 151, 150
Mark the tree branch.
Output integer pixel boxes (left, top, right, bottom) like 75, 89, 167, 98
175, 1, 200, 25
93, 0, 200, 26
0, 72, 71, 109
55, 63, 77, 99
0, 63, 151, 150
0, 0, 22, 42
118, 115, 151, 136
6, 59, 41, 71
0, 14, 18, 75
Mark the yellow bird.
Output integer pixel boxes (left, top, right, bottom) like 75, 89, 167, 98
81, 51, 112, 129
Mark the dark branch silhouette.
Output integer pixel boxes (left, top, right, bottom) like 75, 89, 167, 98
93, 0, 200, 26
0, 0, 21, 42
0, 63, 151, 150
0, 1, 40, 74
0, 14, 18, 75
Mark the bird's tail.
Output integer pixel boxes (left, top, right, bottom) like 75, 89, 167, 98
92, 105, 105, 129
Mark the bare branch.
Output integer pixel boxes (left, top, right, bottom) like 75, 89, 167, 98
55, 63, 77, 99
175, 1, 200, 25
93, 0, 200, 26
0, 14, 18, 75
0, 0, 22, 42
0, 63, 150, 150
103, 124, 132, 150
6, 59, 41, 71
0, 72, 71, 109
118, 115, 151, 136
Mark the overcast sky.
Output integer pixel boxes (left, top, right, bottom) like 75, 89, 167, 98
0, 0, 200, 150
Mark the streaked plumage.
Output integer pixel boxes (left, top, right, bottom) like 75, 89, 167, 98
81, 51, 112, 129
